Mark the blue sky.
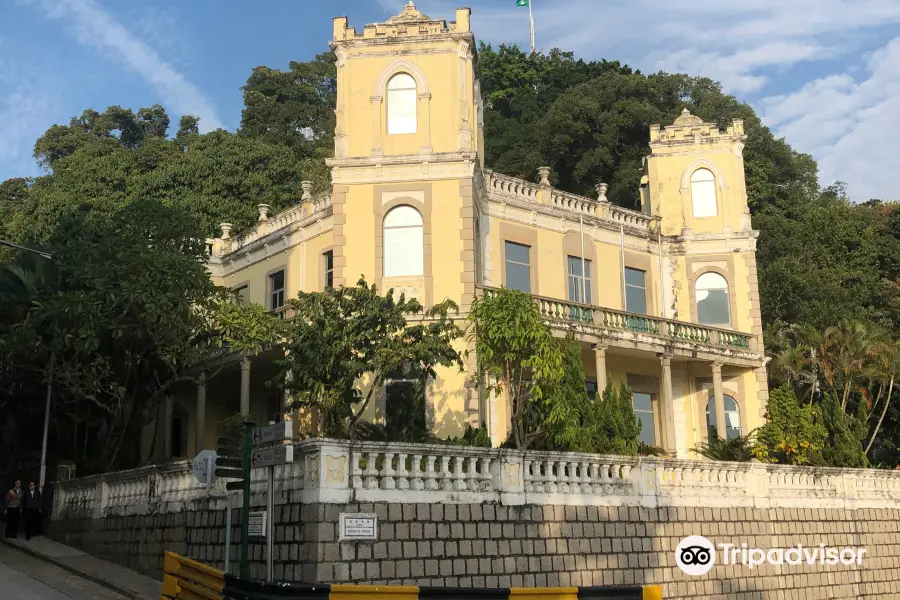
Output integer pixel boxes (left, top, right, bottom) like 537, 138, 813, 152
2, 0, 900, 200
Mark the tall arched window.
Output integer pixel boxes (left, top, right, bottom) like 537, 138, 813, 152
696, 272, 730, 325
387, 73, 417, 135
384, 205, 424, 277
706, 394, 741, 440
690, 168, 718, 217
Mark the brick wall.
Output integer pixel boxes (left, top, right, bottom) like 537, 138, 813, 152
51, 500, 900, 599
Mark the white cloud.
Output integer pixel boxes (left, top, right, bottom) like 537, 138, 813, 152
22, 0, 223, 132
0, 58, 58, 178
388, 0, 900, 200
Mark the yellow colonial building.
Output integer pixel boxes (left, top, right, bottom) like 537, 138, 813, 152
143, 2, 767, 461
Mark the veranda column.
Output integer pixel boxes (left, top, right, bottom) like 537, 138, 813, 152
712, 362, 727, 440
659, 355, 676, 451
195, 372, 207, 452
593, 344, 608, 395
240, 357, 251, 416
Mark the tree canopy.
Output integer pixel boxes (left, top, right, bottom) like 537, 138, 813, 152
2, 41, 900, 469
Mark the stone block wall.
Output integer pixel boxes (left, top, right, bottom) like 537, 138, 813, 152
51, 500, 900, 599
49, 440, 900, 599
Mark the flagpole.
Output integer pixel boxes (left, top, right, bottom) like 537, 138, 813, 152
529, 0, 535, 54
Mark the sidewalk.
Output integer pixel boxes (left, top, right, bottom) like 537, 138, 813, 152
0, 536, 161, 600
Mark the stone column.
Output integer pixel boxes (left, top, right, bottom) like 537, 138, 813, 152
163, 393, 174, 459
419, 93, 432, 153
371, 96, 383, 156
592, 344, 608, 396
195, 372, 207, 453
240, 357, 251, 416
659, 355, 676, 452
712, 362, 727, 440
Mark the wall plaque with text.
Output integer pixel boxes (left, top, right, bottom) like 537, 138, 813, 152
339, 513, 378, 541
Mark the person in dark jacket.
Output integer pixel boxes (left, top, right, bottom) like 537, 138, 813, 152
4, 480, 23, 538
22, 481, 41, 540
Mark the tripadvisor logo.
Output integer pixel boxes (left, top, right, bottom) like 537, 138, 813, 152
676, 536, 716, 576
675, 536, 868, 575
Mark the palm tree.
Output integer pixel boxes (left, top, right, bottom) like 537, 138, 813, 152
822, 321, 878, 410
866, 341, 900, 456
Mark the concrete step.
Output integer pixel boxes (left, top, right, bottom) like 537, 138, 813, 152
1, 537, 162, 600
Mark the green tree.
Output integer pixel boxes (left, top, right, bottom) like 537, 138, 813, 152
2, 200, 283, 471
468, 287, 566, 449
820, 392, 868, 468
695, 433, 757, 462
562, 380, 641, 456
754, 386, 826, 465
278, 279, 464, 440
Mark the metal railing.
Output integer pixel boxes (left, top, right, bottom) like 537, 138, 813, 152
476, 285, 752, 351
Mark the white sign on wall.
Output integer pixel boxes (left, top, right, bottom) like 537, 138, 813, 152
339, 513, 378, 541
248, 511, 267, 537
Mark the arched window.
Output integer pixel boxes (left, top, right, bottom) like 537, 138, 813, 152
690, 168, 717, 217
706, 394, 741, 440
696, 272, 730, 325
387, 73, 417, 135
383, 205, 424, 277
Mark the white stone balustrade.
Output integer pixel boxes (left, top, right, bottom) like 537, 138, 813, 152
52, 439, 900, 520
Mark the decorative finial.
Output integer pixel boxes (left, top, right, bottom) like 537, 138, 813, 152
595, 182, 608, 202
257, 204, 270, 222
673, 108, 704, 126
219, 223, 232, 240
537, 166, 551, 186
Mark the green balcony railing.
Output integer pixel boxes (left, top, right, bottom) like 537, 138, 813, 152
478, 286, 753, 352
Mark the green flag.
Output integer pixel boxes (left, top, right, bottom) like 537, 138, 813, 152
516, 0, 529, 6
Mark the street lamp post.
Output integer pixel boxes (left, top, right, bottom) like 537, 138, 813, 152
1, 239, 55, 493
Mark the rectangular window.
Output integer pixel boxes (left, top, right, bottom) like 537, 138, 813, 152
269, 270, 285, 310
633, 392, 656, 445
504, 241, 531, 293
323, 250, 334, 289
625, 267, 647, 314
232, 284, 248, 303
586, 380, 598, 401
567, 256, 592, 304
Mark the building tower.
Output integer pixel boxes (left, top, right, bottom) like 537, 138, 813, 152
327, 2, 483, 430
643, 109, 768, 435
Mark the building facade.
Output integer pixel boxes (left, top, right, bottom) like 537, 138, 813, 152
142, 2, 767, 462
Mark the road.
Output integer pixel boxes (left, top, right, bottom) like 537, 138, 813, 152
0, 543, 128, 600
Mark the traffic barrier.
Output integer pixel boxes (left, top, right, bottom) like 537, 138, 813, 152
220, 579, 662, 600
160, 552, 225, 600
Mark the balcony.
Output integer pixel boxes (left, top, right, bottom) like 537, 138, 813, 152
476, 286, 760, 367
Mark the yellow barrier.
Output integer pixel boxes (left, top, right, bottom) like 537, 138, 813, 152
160, 552, 225, 600
642, 586, 663, 600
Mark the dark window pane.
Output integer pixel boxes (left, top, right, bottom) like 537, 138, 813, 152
624, 267, 645, 287
637, 412, 655, 445
506, 263, 531, 293
270, 270, 284, 289
697, 290, 730, 324
505, 241, 530, 265
586, 380, 598, 400
625, 286, 646, 314
633, 392, 653, 412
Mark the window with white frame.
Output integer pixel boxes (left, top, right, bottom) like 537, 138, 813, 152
567, 256, 591, 304
706, 394, 741, 440
690, 168, 718, 217
323, 250, 334, 289
695, 272, 730, 325
387, 73, 417, 135
383, 205, 424, 277
269, 270, 285, 310
504, 241, 531, 293
624, 267, 647, 314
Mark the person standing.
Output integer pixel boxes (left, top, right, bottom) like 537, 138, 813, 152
23, 481, 41, 540
4, 480, 23, 539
